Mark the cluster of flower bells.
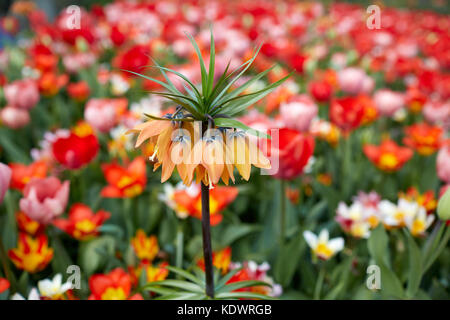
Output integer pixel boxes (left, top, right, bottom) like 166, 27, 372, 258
128, 112, 271, 188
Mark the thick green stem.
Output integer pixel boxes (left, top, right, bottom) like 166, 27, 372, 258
201, 182, 214, 298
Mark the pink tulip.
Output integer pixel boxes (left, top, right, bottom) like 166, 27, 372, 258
330, 53, 347, 69
361, 76, 375, 94
0, 106, 30, 129
437, 145, 450, 184
84, 98, 127, 133
337, 67, 367, 95
0, 163, 12, 204
423, 100, 450, 126
373, 89, 405, 116
20, 177, 70, 225
63, 52, 96, 74
280, 95, 318, 132
4, 79, 39, 110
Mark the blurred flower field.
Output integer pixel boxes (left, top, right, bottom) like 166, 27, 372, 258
0, 0, 449, 300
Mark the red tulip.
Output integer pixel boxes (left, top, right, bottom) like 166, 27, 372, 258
9, 161, 48, 191
101, 157, 147, 198
113, 45, 150, 76
52, 123, 99, 169
308, 80, 333, 102
265, 128, 315, 180
363, 139, 413, 172
330, 96, 365, 133
88, 268, 143, 300
53, 203, 110, 240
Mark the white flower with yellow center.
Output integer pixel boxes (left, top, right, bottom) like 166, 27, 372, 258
303, 229, 344, 260
405, 208, 434, 237
11, 288, 40, 300
158, 182, 199, 219
349, 221, 371, 239
37, 274, 72, 300
110, 73, 130, 96
379, 199, 419, 227
337, 202, 365, 221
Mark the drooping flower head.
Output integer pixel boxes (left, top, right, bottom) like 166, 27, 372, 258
126, 31, 291, 187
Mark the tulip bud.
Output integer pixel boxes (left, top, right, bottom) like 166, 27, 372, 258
437, 188, 450, 221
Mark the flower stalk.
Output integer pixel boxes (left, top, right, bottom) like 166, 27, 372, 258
200, 181, 215, 298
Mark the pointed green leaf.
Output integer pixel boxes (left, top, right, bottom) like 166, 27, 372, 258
214, 118, 270, 139
166, 266, 205, 286
216, 280, 271, 294
404, 230, 423, 298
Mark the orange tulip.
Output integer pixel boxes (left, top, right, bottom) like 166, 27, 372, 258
88, 268, 143, 300
131, 229, 159, 262
9, 161, 47, 191
197, 247, 232, 274
174, 185, 238, 226
101, 157, 147, 198
16, 211, 44, 236
404, 123, 443, 156
53, 203, 110, 240
8, 233, 53, 273
363, 139, 413, 172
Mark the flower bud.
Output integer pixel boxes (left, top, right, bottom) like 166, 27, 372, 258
437, 188, 450, 221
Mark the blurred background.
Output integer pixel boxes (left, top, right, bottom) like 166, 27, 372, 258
1, 0, 449, 18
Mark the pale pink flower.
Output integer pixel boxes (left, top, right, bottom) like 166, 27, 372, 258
0, 106, 30, 129
330, 53, 347, 69
423, 100, 450, 127
4, 79, 39, 110
279, 95, 318, 132
437, 145, 450, 184
20, 177, 70, 225
337, 67, 367, 95
361, 76, 375, 94
373, 89, 405, 116
0, 163, 12, 204
84, 98, 127, 133
63, 52, 96, 74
